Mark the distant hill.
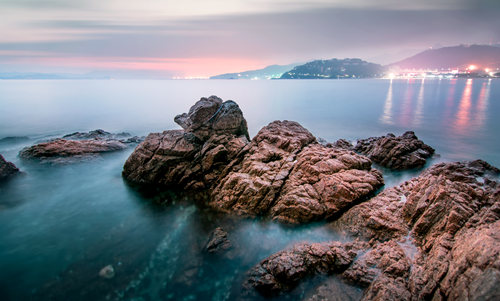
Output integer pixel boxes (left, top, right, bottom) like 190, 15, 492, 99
210, 63, 300, 79
390, 45, 500, 69
280, 58, 384, 79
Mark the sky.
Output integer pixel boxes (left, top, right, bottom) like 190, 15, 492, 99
0, 0, 499, 78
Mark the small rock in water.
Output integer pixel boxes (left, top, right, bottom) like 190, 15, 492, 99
204, 227, 232, 253
99, 265, 115, 279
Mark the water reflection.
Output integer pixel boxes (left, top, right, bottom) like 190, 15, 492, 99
399, 79, 415, 127
474, 80, 491, 130
413, 79, 425, 127
380, 79, 393, 124
453, 79, 473, 134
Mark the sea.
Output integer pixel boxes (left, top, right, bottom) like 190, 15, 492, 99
0, 78, 499, 300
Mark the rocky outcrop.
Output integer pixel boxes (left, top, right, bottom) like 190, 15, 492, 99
209, 121, 384, 224
0, 154, 20, 180
246, 241, 361, 296
123, 96, 250, 190
354, 131, 435, 170
19, 139, 127, 162
123, 97, 383, 223
204, 227, 232, 254
247, 160, 500, 300
18, 129, 142, 163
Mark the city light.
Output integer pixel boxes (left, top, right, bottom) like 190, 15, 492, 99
468, 64, 477, 70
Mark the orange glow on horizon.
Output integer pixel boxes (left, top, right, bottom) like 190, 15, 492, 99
5, 56, 270, 78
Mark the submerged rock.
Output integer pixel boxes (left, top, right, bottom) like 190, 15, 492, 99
99, 265, 115, 279
123, 96, 250, 190
204, 227, 232, 253
19, 139, 127, 162
210, 121, 384, 224
354, 131, 435, 170
0, 154, 20, 180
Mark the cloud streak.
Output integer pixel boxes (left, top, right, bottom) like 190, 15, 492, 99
0, 0, 499, 77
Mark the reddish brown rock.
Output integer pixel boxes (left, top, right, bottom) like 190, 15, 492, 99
337, 160, 500, 300
270, 144, 383, 223
354, 131, 435, 170
19, 139, 127, 162
246, 160, 499, 300
209, 121, 383, 223
204, 227, 232, 254
246, 241, 360, 296
0, 154, 20, 180
123, 96, 250, 190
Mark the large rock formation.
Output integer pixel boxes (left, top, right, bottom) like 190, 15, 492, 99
123, 96, 250, 190
124, 97, 383, 223
0, 154, 20, 180
354, 131, 435, 170
209, 121, 384, 224
247, 160, 500, 300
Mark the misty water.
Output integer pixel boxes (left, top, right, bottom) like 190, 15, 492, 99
0, 79, 499, 300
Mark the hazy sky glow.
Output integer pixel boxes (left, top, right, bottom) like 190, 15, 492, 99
0, 0, 499, 77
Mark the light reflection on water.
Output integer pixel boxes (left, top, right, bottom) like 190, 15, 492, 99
0, 79, 499, 300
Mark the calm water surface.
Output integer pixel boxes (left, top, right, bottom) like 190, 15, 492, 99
0, 79, 499, 300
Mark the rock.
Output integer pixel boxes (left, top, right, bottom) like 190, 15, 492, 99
63, 129, 130, 140
19, 139, 127, 162
98, 265, 115, 279
204, 227, 232, 253
354, 131, 435, 169
270, 144, 383, 223
335, 160, 500, 300
329, 139, 353, 150
123, 96, 250, 190
245, 241, 360, 296
0, 154, 20, 180
63, 129, 143, 144
245, 160, 499, 299
174, 96, 249, 142
210, 121, 383, 223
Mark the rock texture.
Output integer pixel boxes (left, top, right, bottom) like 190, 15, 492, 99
209, 121, 384, 224
354, 131, 435, 170
18, 129, 142, 163
248, 160, 500, 300
123, 96, 250, 190
0, 154, 20, 180
19, 139, 127, 161
124, 97, 383, 223
246, 241, 360, 296
204, 227, 232, 253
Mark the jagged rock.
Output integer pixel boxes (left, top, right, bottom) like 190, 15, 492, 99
0, 154, 20, 180
19, 139, 127, 162
174, 95, 249, 142
63, 129, 143, 144
63, 129, 130, 140
210, 121, 383, 224
336, 160, 500, 300
123, 96, 250, 190
245, 241, 360, 296
329, 139, 353, 150
204, 227, 232, 253
354, 131, 435, 169
247, 160, 499, 300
